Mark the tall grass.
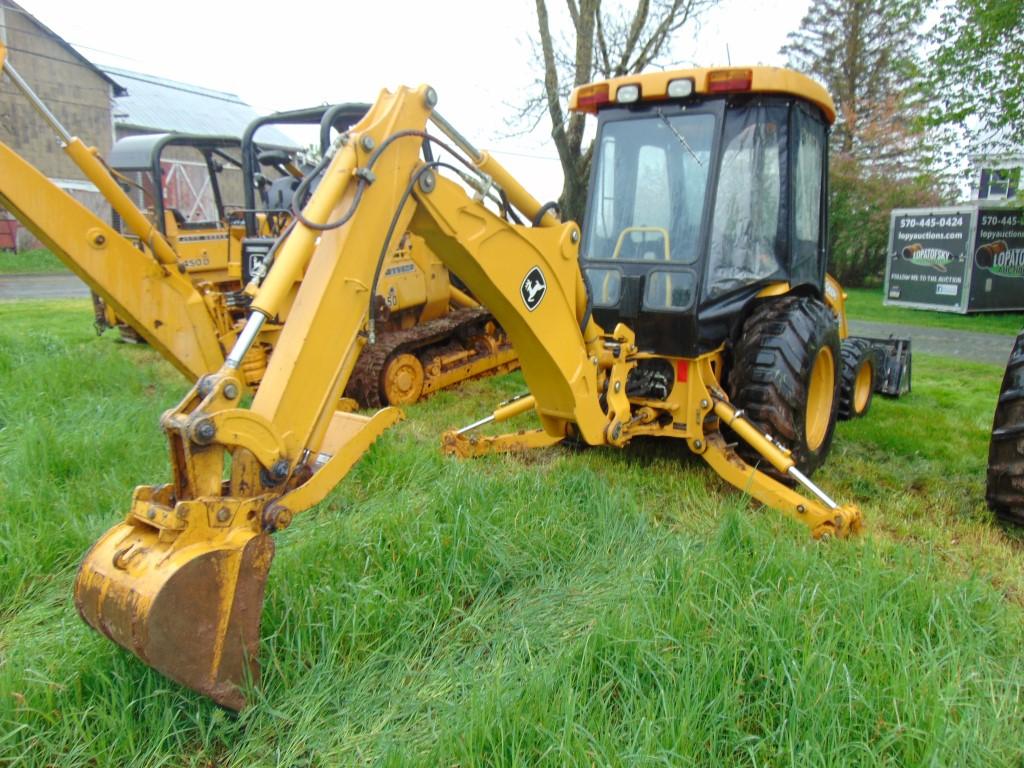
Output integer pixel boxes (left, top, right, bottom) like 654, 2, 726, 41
1, 300, 1022, 766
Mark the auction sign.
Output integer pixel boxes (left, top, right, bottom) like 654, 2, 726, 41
969, 208, 1024, 311
884, 206, 1024, 313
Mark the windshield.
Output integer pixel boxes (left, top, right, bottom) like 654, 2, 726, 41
582, 111, 715, 265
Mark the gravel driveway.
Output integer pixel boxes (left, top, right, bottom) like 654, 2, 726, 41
848, 319, 1018, 366
0, 273, 1017, 366
0, 272, 89, 301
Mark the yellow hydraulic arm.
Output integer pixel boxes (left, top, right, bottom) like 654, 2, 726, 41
0, 46, 228, 380
73, 80, 862, 709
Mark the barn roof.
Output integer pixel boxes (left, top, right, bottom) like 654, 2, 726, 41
103, 66, 296, 146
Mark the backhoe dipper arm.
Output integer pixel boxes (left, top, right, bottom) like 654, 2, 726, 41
73, 84, 436, 710
0, 50, 226, 380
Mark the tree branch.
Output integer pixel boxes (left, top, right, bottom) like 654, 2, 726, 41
615, 0, 650, 75
566, 0, 580, 31
534, 0, 572, 168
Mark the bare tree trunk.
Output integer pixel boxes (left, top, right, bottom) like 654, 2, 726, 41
534, 0, 597, 222
530, 0, 715, 223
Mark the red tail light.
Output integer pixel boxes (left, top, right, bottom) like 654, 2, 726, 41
676, 359, 689, 383
575, 83, 611, 112
707, 69, 753, 93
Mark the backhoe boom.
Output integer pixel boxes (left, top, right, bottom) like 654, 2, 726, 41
0, 142, 227, 380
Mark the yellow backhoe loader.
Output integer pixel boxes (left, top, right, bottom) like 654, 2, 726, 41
58, 61, 882, 710
987, 328, 1024, 524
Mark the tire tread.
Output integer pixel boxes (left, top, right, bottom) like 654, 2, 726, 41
728, 295, 841, 477
987, 330, 1024, 526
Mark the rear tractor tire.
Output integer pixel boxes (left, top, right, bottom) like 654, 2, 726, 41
987, 329, 1024, 526
838, 338, 875, 420
728, 295, 841, 479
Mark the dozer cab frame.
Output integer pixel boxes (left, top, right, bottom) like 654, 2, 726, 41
91, 132, 252, 339
107, 132, 247, 280
240, 103, 370, 244
69, 66, 869, 709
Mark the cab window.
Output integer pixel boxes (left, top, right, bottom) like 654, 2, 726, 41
705, 103, 787, 298
584, 111, 715, 265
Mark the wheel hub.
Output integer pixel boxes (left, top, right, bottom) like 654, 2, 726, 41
853, 360, 872, 414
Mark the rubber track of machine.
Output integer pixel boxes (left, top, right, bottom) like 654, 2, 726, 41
728, 295, 841, 480
345, 307, 497, 409
987, 329, 1024, 526
837, 337, 874, 420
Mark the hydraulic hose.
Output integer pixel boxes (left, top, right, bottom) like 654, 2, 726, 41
366, 160, 456, 343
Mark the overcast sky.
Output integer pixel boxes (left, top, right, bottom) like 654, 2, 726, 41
15, 0, 811, 199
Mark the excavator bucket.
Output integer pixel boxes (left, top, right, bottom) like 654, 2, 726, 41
74, 514, 274, 710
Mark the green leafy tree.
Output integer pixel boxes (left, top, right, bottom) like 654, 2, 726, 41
781, 0, 929, 153
830, 96, 943, 285
923, 0, 1024, 149
782, 0, 946, 285
830, 154, 942, 286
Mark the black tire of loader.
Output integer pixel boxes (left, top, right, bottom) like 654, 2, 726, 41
838, 338, 874, 420
728, 295, 841, 480
987, 329, 1024, 526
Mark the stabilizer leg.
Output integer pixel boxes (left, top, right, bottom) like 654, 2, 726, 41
441, 394, 564, 457
698, 433, 861, 538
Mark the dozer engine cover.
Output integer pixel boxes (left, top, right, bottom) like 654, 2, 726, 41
74, 518, 274, 710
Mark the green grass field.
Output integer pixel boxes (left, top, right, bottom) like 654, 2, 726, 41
0, 249, 69, 275
845, 287, 1023, 336
1, 300, 1023, 766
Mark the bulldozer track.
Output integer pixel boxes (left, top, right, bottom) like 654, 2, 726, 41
345, 307, 514, 409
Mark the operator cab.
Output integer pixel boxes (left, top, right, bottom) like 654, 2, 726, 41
572, 67, 835, 358
108, 133, 245, 237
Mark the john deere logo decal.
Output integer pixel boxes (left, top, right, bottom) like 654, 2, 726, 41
901, 243, 956, 272
521, 267, 547, 311
976, 240, 1024, 279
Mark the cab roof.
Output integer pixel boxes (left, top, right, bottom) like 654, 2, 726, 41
569, 66, 836, 125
